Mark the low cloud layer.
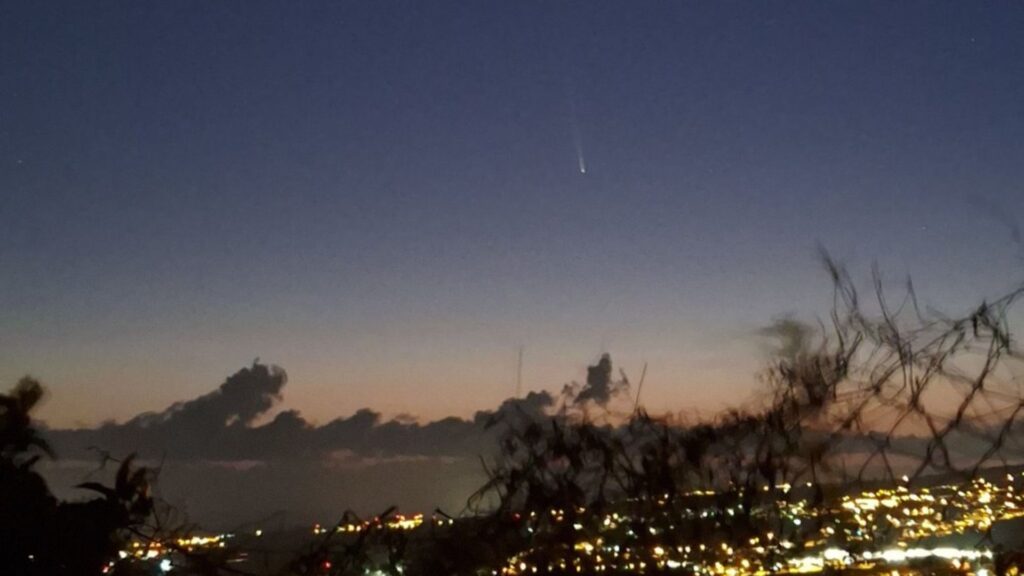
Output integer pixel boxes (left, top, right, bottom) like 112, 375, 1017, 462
39, 363, 555, 528
36, 362, 1011, 529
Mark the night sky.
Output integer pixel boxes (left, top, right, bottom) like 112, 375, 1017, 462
3, 2, 1024, 429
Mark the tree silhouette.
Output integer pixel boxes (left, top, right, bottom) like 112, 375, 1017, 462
0, 377, 153, 575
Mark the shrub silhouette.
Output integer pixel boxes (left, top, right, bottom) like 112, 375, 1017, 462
403, 255, 1024, 574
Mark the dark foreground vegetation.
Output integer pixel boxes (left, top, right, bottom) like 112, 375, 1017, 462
6, 257, 1024, 575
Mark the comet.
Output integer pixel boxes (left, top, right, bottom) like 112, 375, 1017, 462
568, 87, 587, 174
573, 121, 587, 174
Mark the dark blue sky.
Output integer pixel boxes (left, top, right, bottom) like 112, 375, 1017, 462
3, 2, 1024, 426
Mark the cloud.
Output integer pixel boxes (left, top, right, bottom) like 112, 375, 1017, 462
571, 353, 629, 407
39, 363, 553, 527
44, 362, 542, 462
36, 361, 1014, 529
115, 362, 287, 449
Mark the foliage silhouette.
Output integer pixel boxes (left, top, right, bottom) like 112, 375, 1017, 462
0, 377, 153, 575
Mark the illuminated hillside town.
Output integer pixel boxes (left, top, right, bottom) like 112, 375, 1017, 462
113, 472, 1024, 575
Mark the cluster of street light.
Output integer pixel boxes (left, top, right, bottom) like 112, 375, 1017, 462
498, 474, 1024, 575
112, 474, 1024, 575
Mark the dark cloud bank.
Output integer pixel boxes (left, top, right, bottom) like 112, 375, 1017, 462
39, 363, 555, 528
37, 361, 998, 530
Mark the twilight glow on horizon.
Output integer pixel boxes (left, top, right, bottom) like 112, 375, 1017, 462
3, 2, 1024, 430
